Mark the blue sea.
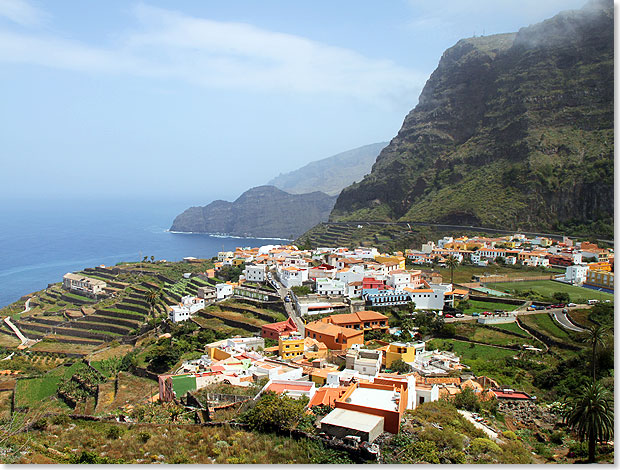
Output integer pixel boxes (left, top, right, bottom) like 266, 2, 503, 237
0, 199, 288, 308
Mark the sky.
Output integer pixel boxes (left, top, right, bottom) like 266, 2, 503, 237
0, 0, 590, 205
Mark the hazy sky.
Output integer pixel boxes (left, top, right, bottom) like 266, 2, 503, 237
1, 0, 589, 204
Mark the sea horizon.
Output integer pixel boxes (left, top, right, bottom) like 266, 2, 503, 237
0, 198, 289, 308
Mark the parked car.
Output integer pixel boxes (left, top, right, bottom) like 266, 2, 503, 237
472, 312, 480, 317
494, 309, 504, 314
588, 299, 599, 305
568, 303, 577, 307
527, 306, 536, 311
455, 313, 464, 318
444, 313, 454, 318
535, 305, 546, 310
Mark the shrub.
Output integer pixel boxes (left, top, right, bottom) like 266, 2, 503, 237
402, 440, 440, 464
107, 426, 125, 439
469, 437, 501, 456
242, 392, 309, 432
137, 431, 151, 443
52, 415, 70, 426
502, 430, 518, 441
452, 387, 481, 413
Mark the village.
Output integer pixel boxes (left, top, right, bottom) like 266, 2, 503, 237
0, 231, 613, 463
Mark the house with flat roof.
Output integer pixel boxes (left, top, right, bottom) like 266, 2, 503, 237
345, 349, 382, 377
62, 273, 107, 297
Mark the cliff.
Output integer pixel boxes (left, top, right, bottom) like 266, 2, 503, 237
329, 0, 613, 238
170, 186, 337, 239
268, 142, 387, 196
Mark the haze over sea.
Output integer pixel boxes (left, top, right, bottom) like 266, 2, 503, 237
0, 199, 287, 308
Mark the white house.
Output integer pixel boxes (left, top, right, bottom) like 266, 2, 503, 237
505, 256, 517, 265
244, 264, 267, 283
216, 283, 234, 300
345, 349, 382, 377
402, 286, 445, 311
565, 264, 589, 285
169, 295, 205, 323
315, 278, 347, 296
218, 251, 234, 262
279, 266, 309, 288
437, 237, 454, 249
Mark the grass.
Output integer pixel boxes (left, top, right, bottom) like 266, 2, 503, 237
14, 361, 81, 407
13, 419, 348, 464
519, 313, 573, 342
460, 299, 522, 314
427, 338, 516, 362
420, 264, 561, 285
486, 280, 614, 303
490, 321, 529, 336
453, 322, 527, 347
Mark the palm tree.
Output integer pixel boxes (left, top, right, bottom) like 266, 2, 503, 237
564, 382, 614, 463
581, 325, 609, 382
445, 255, 459, 285
145, 288, 165, 320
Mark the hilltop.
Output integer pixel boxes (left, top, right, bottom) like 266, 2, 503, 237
268, 142, 387, 196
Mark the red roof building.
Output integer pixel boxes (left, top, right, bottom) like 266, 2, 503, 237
261, 317, 298, 340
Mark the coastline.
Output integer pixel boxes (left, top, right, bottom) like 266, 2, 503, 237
166, 229, 291, 242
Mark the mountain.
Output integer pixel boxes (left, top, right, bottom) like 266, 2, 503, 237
329, 0, 613, 238
268, 142, 387, 196
170, 186, 337, 239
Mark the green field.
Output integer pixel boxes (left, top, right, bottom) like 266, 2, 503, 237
486, 280, 614, 303
490, 321, 528, 336
453, 322, 526, 347
427, 338, 516, 361
14, 362, 82, 407
459, 299, 522, 314
520, 313, 574, 342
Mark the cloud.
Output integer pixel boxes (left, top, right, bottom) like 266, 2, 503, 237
0, 0, 47, 26
0, 2, 426, 105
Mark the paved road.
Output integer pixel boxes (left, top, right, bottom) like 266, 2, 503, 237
553, 311, 586, 332
269, 277, 305, 335
443, 304, 590, 324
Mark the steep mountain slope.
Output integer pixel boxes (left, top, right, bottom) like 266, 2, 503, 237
268, 142, 387, 196
170, 186, 337, 239
330, 0, 613, 238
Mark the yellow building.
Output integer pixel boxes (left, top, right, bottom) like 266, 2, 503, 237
382, 342, 426, 369
278, 334, 305, 359
584, 270, 614, 291
588, 261, 612, 272
374, 255, 406, 270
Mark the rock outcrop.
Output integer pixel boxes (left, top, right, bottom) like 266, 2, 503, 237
170, 186, 337, 239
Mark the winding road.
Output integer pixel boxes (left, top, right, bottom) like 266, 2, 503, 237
553, 311, 585, 332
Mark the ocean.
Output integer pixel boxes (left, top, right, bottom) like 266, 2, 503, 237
0, 199, 288, 308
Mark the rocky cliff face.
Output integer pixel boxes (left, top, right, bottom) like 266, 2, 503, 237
170, 186, 337, 239
330, 0, 613, 238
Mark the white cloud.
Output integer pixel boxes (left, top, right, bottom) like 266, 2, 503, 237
0, 0, 47, 26
0, 2, 426, 105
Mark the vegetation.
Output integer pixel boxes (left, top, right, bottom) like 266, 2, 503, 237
242, 392, 309, 433
563, 382, 614, 463
486, 280, 614, 303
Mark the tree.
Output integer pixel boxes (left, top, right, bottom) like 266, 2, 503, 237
243, 392, 309, 432
145, 288, 166, 320
445, 256, 459, 284
150, 255, 155, 263
581, 325, 609, 382
390, 359, 412, 374
552, 292, 570, 303
564, 382, 614, 463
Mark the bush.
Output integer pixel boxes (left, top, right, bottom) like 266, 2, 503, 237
469, 437, 501, 456
402, 440, 440, 464
502, 430, 519, 441
137, 431, 151, 443
242, 392, 309, 432
452, 387, 481, 413
107, 426, 125, 439
390, 359, 412, 374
